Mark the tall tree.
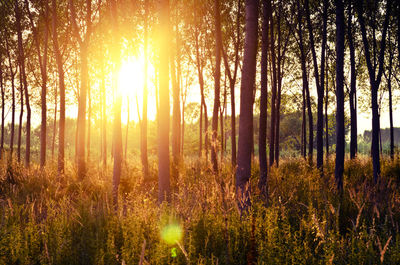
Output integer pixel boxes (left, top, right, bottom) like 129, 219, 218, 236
211, 0, 222, 173
5, 38, 16, 159
356, 0, 391, 183
348, 0, 357, 159
51, 0, 66, 173
70, 0, 92, 179
25, 0, 49, 167
0, 58, 4, 159
335, 0, 345, 192
221, 0, 242, 167
236, 0, 258, 208
15, 0, 31, 167
141, 0, 149, 178
158, 0, 171, 202
305, 0, 328, 171
259, 0, 270, 196
17, 65, 23, 163
296, 0, 313, 164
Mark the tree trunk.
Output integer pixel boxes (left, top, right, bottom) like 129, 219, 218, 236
0, 63, 4, 159
356, 0, 391, 183
26, 0, 49, 167
52, 80, 57, 159
141, 0, 149, 178
125, 98, 130, 160
325, 60, 329, 160
17, 68, 23, 163
305, 0, 327, 171
236, 0, 258, 209
158, 0, 171, 203
15, 1, 31, 167
348, 0, 357, 159
269, 8, 277, 167
335, 0, 345, 192
296, 0, 313, 165
6, 41, 16, 159
211, 0, 222, 174
52, 0, 66, 173
259, 0, 269, 196
87, 79, 91, 161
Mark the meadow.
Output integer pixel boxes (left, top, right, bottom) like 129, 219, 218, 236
1, 155, 400, 264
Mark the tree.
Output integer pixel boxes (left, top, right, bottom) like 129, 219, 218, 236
70, 0, 93, 179
335, 0, 345, 192
141, 0, 149, 179
296, 0, 313, 164
347, 0, 357, 159
51, 0, 66, 173
305, 0, 328, 171
236, 0, 258, 209
211, 0, 222, 173
356, 0, 391, 183
15, 0, 31, 167
158, 0, 171, 203
25, 0, 49, 167
259, 0, 270, 196
221, 0, 242, 167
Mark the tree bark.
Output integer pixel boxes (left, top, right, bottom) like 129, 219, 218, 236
335, 0, 345, 192
0, 62, 4, 159
141, 0, 149, 178
305, 0, 327, 171
15, 1, 31, 167
6, 40, 16, 159
296, 0, 313, 165
348, 0, 357, 159
17, 67, 23, 163
211, 0, 222, 174
259, 0, 270, 196
52, 0, 66, 173
158, 0, 171, 203
236, 0, 258, 209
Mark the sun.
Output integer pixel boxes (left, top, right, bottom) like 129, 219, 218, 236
118, 56, 145, 98
118, 55, 157, 123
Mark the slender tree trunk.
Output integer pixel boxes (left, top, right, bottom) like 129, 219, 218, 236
17, 69, 23, 163
6, 42, 15, 159
335, 0, 345, 192
125, 98, 129, 160
348, 0, 357, 159
15, 1, 31, 167
141, 0, 149, 178
325, 60, 329, 160
211, 0, 222, 174
199, 103, 203, 157
158, 0, 171, 203
302, 83, 306, 158
0, 63, 4, 159
305, 0, 327, 171
52, 0, 66, 173
110, 0, 123, 211
386, 48, 394, 159
52, 81, 57, 159
356, 0, 391, 183
101, 58, 107, 167
296, 0, 313, 164
259, 0, 269, 196
26, 0, 49, 167
269, 8, 277, 167
236, 0, 258, 208
87, 80, 91, 161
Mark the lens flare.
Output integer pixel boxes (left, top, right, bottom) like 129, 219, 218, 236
161, 223, 183, 245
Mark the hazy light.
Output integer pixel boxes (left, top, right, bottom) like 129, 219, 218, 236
161, 223, 183, 245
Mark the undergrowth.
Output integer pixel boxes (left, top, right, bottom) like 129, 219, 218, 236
0, 155, 400, 264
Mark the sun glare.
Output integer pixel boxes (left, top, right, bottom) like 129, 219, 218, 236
118, 56, 156, 122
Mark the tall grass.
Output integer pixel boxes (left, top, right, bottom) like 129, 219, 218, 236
0, 155, 399, 264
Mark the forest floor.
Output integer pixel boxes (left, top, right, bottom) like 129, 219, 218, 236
1, 155, 400, 264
